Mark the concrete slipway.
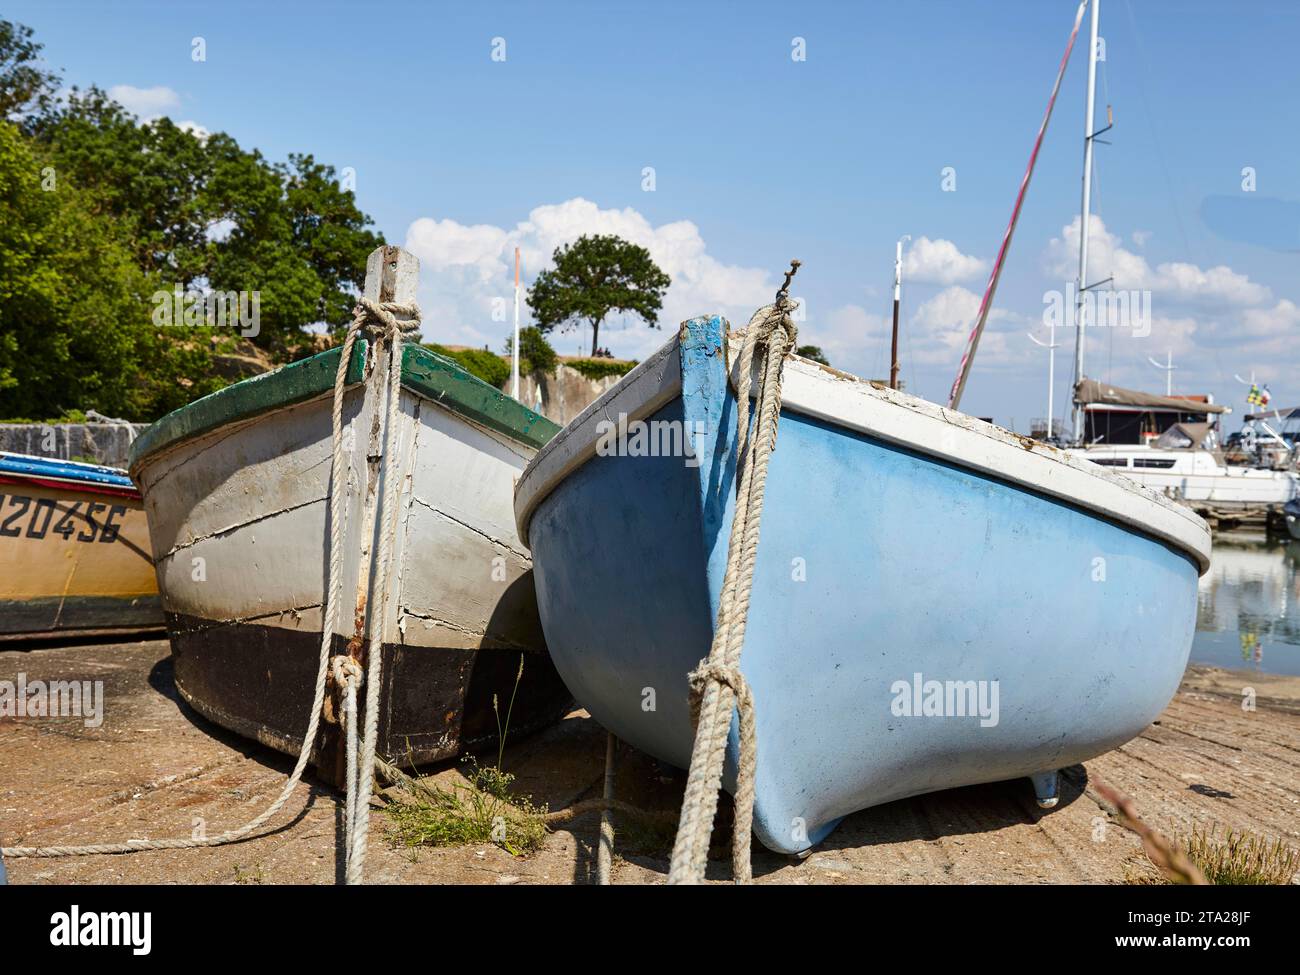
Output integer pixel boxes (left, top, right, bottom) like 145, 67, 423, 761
1, 639, 1296, 884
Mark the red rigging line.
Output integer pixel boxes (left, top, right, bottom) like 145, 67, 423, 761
947, 0, 1089, 412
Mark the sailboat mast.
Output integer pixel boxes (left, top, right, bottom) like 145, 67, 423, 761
1071, 0, 1100, 443
891, 235, 909, 390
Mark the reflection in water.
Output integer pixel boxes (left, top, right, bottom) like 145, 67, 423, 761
1193, 533, 1300, 676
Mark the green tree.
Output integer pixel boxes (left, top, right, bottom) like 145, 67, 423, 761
31, 88, 381, 354
0, 119, 222, 421
527, 234, 670, 357
0, 20, 61, 121
796, 345, 830, 366
504, 326, 557, 377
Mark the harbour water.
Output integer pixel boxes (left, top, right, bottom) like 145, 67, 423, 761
1193, 532, 1300, 676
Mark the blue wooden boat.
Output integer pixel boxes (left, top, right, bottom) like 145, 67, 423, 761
514, 315, 1210, 856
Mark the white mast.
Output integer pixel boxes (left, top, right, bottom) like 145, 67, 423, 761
1070, 0, 1101, 443
511, 247, 521, 400
1028, 324, 1059, 439
1148, 350, 1175, 396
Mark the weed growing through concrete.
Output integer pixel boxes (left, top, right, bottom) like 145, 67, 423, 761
383, 655, 548, 856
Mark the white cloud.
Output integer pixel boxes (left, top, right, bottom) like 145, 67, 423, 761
1045, 215, 1272, 306
903, 236, 988, 285
800, 286, 1022, 384
404, 197, 776, 358
108, 84, 181, 117
176, 120, 210, 142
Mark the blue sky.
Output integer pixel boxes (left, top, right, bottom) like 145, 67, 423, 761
12, 0, 1300, 429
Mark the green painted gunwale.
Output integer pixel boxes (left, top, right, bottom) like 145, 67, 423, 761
128, 342, 559, 473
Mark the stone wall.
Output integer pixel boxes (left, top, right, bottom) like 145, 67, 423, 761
508, 364, 628, 427
0, 423, 148, 468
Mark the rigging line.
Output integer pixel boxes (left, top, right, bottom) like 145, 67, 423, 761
946, 0, 1088, 411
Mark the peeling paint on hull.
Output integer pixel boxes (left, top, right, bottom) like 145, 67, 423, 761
131, 346, 570, 772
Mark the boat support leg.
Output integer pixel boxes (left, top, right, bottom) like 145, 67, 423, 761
1028, 770, 1060, 809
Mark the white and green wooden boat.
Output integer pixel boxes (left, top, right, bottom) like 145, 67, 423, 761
127, 300, 570, 777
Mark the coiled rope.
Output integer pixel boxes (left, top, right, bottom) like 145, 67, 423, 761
1, 297, 420, 889
667, 267, 799, 885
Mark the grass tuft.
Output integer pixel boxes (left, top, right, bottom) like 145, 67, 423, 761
1178, 826, 1299, 885
382, 654, 548, 857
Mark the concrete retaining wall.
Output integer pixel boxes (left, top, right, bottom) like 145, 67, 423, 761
509, 365, 627, 427
0, 423, 148, 468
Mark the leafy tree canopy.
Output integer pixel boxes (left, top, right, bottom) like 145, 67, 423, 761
527, 234, 670, 357
0, 119, 224, 420
0, 18, 384, 421
0, 20, 60, 121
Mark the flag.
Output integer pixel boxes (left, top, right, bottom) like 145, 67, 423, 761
1247, 384, 1263, 406
1260, 385, 1272, 407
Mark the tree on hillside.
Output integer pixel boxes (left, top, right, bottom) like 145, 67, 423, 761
29, 87, 382, 353
0, 18, 387, 421
527, 234, 670, 357
0, 20, 60, 121
0, 120, 223, 421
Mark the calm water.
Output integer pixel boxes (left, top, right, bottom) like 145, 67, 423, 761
1193, 533, 1300, 676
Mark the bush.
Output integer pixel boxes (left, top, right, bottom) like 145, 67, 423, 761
566, 357, 636, 382
424, 343, 510, 388
504, 326, 556, 377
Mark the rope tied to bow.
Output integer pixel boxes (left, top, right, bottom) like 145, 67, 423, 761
335, 294, 421, 885
1, 285, 422, 890
667, 263, 800, 885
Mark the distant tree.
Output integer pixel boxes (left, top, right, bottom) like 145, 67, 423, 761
527, 234, 670, 357
0, 20, 61, 121
796, 345, 830, 366
504, 326, 557, 377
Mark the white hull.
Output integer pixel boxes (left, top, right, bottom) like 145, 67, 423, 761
1071, 447, 1298, 508
132, 376, 570, 762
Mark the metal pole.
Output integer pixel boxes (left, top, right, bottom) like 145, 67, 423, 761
1071, 0, 1100, 443
511, 247, 521, 401
1047, 323, 1056, 436
1028, 327, 1059, 439
891, 236, 909, 390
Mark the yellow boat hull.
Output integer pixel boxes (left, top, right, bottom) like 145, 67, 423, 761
0, 480, 162, 640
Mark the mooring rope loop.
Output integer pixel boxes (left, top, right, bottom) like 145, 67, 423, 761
0, 297, 421, 887
667, 276, 799, 886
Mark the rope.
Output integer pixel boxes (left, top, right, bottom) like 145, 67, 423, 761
0, 297, 420, 884
596, 731, 616, 885
344, 297, 419, 884
666, 291, 798, 885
